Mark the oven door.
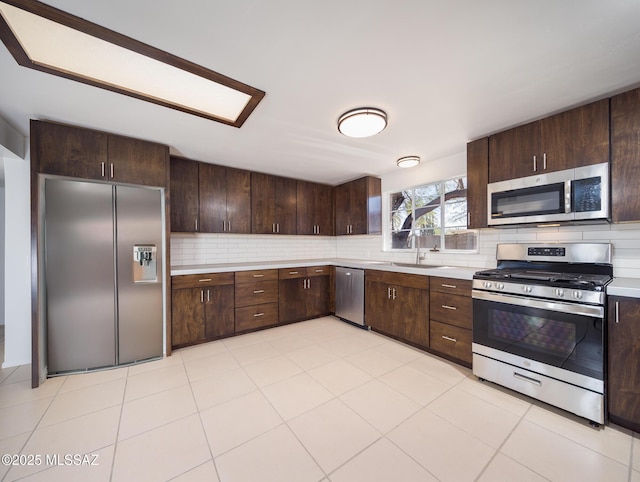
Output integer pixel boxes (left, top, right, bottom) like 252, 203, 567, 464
472, 290, 604, 390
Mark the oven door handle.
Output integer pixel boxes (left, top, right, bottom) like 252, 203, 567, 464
472, 289, 604, 319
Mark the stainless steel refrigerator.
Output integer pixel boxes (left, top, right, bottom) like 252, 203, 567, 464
45, 178, 164, 375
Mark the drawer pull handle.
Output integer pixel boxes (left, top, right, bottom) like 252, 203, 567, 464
441, 284, 457, 289
253, 274, 264, 278
253, 290, 265, 294
441, 335, 457, 343
513, 372, 541, 386
315, 269, 324, 273
199, 278, 212, 282
442, 305, 457, 310
289, 271, 299, 275
254, 313, 265, 317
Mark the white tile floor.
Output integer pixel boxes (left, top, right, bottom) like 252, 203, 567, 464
0, 316, 638, 481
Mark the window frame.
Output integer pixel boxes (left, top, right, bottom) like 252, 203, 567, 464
383, 175, 478, 253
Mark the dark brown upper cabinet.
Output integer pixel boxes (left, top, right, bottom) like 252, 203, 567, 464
611, 87, 640, 223
466, 137, 489, 229
32, 120, 168, 187
169, 157, 199, 233
334, 176, 381, 235
488, 99, 609, 183
252, 172, 297, 234
297, 181, 334, 236
199, 164, 251, 234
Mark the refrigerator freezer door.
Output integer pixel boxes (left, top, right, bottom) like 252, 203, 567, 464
116, 185, 163, 364
45, 180, 117, 373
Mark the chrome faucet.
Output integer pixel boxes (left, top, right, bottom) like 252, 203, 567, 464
409, 232, 424, 265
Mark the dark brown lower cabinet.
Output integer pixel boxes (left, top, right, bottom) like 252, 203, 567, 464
608, 296, 640, 432
365, 270, 429, 347
235, 269, 279, 332
171, 273, 234, 348
279, 267, 330, 323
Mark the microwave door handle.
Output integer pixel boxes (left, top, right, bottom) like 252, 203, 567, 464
566, 180, 573, 213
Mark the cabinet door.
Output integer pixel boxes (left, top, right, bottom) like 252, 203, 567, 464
347, 177, 368, 234
315, 183, 334, 235
279, 278, 306, 323
488, 121, 540, 182
169, 157, 199, 233
199, 163, 227, 233
171, 288, 205, 347
364, 279, 392, 333
33, 120, 108, 180
108, 136, 168, 187
612, 88, 640, 223
608, 296, 640, 431
296, 180, 317, 235
205, 284, 235, 338
466, 137, 489, 229
403, 285, 429, 348
251, 172, 276, 234
274, 176, 297, 234
306, 275, 329, 318
226, 167, 252, 234
334, 182, 351, 235
540, 99, 609, 172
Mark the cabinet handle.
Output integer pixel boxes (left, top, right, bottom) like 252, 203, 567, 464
253, 274, 264, 278
101, 162, 105, 177
195, 218, 198, 232
533, 155, 537, 172
253, 289, 265, 294
543, 152, 547, 170
392, 288, 397, 300
289, 271, 299, 275
110, 163, 114, 178
254, 312, 265, 317
277, 223, 280, 233
467, 213, 470, 226
442, 305, 457, 310
615, 301, 620, 323
199, 278, 212, 282
441, 335, 457, 343
207, 289, 210, 302
388, 287, 392, 299
307, 278, 311, 289
272, 223, 276, 233
200, 290, 204, 303
223, 221, 226, 232
228, 221, 231, 232
441, 283, 457, 289
315, 269, 324, 273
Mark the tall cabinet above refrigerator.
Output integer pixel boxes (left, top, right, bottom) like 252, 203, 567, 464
45, 178, 164, 375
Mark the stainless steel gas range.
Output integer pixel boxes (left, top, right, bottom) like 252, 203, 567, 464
472, 243, 613, 425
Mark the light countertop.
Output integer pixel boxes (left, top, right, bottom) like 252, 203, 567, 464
607, 278, 640, 299
171, 258, 478, 280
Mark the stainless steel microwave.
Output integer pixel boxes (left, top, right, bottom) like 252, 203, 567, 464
487, 162, 609, 227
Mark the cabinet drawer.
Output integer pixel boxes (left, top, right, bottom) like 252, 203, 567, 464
307, 265, 330, 277
279, 267, 307, 279
235, 280, 278, 307
365, 269, 429, 290
172, 272, 234, 290
235, 269, 278, 283
430, 321, 472, 364
430, 291, 472, 329
235, 303, 278, 332
430, 277, 472, 296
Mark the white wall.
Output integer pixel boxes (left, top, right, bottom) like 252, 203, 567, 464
2, 154, 31, 368
0, 185, 4, 326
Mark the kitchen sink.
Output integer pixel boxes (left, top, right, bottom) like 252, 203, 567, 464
390, 262, 441, 269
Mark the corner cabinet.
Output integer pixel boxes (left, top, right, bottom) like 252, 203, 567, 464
171, 273, 235, 348
488, 99, 609, 183
611, 87, 640, 223
279, 266, 330, 323
335, 176, 382, 235
466, 137, 489, 229
365, 270, 429, 347
428, 277, 473, 366
32, 120, 168, 187
607, 296, 640, 432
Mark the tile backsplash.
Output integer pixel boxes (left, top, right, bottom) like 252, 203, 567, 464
171, 222, 640, 278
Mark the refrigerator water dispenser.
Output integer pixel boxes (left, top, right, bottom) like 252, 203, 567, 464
133, 244, 157, 283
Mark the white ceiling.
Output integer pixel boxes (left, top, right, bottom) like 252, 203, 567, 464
1, 0, 640, 185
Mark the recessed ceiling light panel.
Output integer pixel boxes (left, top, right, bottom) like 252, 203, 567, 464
338, 108, 387, 138
0, 0, 265, 126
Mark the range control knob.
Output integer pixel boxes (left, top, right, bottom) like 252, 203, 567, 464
496, 282, 505, 290
555, 288, 565, 297
521, 285, 532, 293
573, 290, 583, 300
483, 281, 492, 289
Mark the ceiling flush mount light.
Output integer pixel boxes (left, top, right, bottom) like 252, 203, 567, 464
338, 108, 387, 138
397, 156, 421, 168
0, 0, 265, 126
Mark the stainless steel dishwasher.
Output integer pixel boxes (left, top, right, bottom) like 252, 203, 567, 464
335, 267, 365, 327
